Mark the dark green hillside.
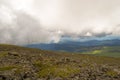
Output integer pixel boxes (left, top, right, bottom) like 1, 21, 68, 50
0, 44, 120, 80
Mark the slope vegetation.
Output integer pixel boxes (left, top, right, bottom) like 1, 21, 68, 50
0, 44, 120, 80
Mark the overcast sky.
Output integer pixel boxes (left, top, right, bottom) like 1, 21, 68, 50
0, 0, 120, 45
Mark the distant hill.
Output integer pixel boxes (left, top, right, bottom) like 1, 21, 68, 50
27, 39, 120, 52
0, 44, 120, 80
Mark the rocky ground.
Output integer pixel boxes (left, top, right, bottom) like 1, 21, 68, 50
0, 44, 120, 80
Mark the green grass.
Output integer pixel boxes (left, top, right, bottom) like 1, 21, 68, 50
0, 51, 8, 58
34, 61, 80, 78
106, 70, 118, 77
37, 66, 80, 78
0, 66, 16, 71
81, 46, 120, 57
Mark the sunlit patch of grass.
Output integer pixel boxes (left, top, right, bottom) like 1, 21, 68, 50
37, 65, 80, 78
0, 51, 8, 58
92, 50, 102, 54
0, 66, 16, 71
34, 61, 80, 78
106, 70, 118, 77
37, 66, 55, 78
55, 65, 80, 78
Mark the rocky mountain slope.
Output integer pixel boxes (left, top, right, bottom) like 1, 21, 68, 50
0, 44, 120, 80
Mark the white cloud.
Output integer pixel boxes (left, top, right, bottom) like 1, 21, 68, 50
0, 0, 120, 44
